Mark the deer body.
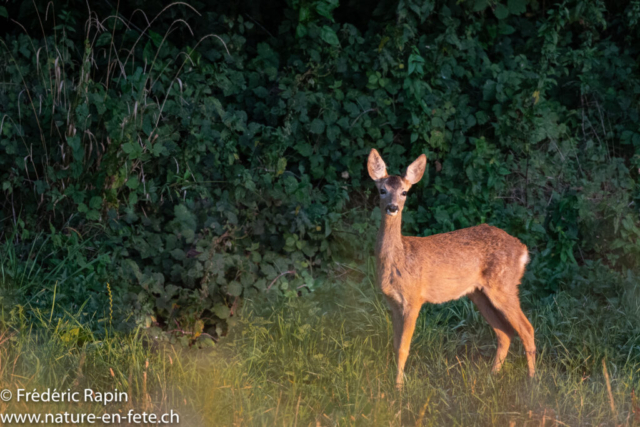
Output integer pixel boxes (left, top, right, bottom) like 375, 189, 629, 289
368, 149, 536, 388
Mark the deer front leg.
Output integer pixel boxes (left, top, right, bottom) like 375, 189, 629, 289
395, 305, 421, 390
387, 298, 402, 354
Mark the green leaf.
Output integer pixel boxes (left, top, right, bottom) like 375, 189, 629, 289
327, 125, 340, 142
170, 248, 186, 261
508, 0, 527, 15
310, 118, 326, 134
95, 32, 111, 47
126, 176, 139, 190
499, 24, 516, 35
276, 157, 287, 176
227, 281, 243, 296
299, 5, 311, 22
495, 4, 509, 19
149, 30, 163, 48
214, 304, 230, 319
473, 0, 488, 11
297, 142, 313, 156
316, 0, 338, 21
284, 176, 298, 194
320, 26, 339, 46
67, 135, 81, 151
261, 263, 276, 278
296, 24, 307, 38
198, 336, 216, 348
0, 7, 7, 18
483, 80, 496, 101
89, 196, 102, 210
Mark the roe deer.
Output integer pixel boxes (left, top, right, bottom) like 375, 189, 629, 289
367, 149, 536, 388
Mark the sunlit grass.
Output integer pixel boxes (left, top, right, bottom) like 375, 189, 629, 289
1, 271, 639, 426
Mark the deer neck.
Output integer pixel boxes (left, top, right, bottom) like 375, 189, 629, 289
376, 214, 404, 266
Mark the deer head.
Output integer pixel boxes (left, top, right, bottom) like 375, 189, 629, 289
367, 149, 427, 217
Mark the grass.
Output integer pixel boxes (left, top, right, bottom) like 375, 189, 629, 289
1, 263, 640, 426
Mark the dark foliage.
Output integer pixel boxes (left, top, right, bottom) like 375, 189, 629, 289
1, 0, 639, 340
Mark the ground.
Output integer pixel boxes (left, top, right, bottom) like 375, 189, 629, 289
1, 267, 639, 426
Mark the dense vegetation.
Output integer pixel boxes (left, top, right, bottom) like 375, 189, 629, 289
1, 0, 640, 345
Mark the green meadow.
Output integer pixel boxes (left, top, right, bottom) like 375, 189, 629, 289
2, 263, 640, 426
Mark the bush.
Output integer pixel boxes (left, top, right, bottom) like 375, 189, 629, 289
1, 0, 639, 339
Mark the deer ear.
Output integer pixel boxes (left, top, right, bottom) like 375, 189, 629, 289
403, 154, 427, 184
367, 149, 388, 181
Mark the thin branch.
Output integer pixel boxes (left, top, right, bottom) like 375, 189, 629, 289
350, 108, 378, 128
266, 270, 296, 292
244, 14, 276, 39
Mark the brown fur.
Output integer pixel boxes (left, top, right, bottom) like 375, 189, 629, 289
368, 149, 536, 388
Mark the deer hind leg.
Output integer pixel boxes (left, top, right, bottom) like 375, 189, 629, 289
516, 309, 536, 376
483, 288, 536, 378
468, 289, 514, 374
394, 304, 421, 389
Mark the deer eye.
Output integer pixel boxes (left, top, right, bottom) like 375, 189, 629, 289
380, 189, 387, 195
402, 191, 407, 196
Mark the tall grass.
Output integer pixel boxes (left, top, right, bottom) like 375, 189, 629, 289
1, 261, 639, 426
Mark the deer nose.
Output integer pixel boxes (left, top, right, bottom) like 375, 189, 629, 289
386, 205, 399, 214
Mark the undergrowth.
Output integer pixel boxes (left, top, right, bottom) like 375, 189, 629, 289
2, 0, 640, 338
1, 262, 639, 426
